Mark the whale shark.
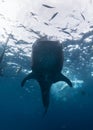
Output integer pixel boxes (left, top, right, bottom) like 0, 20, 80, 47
21, 40, 72, 114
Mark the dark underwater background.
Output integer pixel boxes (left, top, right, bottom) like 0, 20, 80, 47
0, 0, 93, 130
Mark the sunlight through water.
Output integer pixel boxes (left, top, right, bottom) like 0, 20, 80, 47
0, 0, 93, 100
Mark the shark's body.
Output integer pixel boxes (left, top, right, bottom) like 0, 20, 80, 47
21, 40, 72, 113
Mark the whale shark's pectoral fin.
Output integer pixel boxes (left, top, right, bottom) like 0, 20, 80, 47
21, 72, 36, 87
54, 73, 73, 87
61, 74, 73, 87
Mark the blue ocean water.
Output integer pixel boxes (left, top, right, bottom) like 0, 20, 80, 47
0, 0, 93, 130
0, 35, 93, 130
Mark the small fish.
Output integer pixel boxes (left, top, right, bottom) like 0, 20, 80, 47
30, 29, 42, 38
62, 30, 71, 35
70, 28, 77, 33
33, 17, 38, 21
75, 23, 80, 27
17, 24, 26, 29
49, 12, 58, 21
42, 4, 55, 8
57, 27, 68, 31
61, 27, 68, 31
16, 40, 29, 45
30, 12, 37, 16
44, 22, 49, 25
90, 25, 93, 28
81, 13, 85, 20
61, 30, 73, 38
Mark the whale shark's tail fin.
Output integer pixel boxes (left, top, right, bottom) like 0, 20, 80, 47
39, 81, 51, 116
42, 107, 49, 118
54, 73, 73, 87
21, 72, 51, 115
21, 72, 36, 87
